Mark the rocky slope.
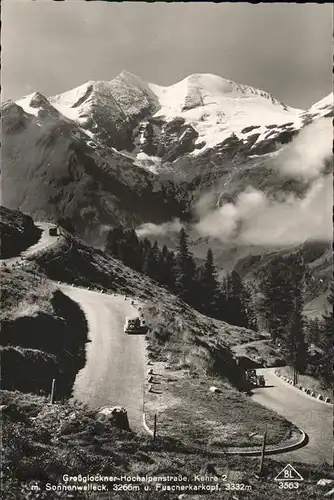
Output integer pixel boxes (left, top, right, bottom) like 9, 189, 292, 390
1, 98, 189, 243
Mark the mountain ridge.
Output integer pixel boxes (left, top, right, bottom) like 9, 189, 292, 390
14, 71, 332, 166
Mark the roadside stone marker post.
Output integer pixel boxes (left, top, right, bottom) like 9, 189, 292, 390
153, 414, 157, 440
50, 378, 56, 405
258, 430, 267, 476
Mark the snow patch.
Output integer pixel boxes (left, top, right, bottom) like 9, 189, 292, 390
147, 74, 303, 154
135, 152, 162, 174
16, 94, 42, 117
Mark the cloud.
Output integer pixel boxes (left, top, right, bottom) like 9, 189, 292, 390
195, 119, 332, 246
133, 119, 332, 247
196, 177, 332, 246
136, 218, 183, 237
276, 118, 332, 180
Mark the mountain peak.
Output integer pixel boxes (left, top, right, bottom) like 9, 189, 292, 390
16, 92, 59, 118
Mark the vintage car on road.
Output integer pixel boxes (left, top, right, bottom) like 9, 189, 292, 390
245, 369, 265, 387
124, 317, 148, 334
48, 226, 59, 236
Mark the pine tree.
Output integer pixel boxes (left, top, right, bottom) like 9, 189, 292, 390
127, 229, 142, 271
165, 250, 177, 292
143, 247, 154, 277
321, 282, 334, 349
158, 245, 175, 288
160, 244, 169, 265
212, 276, 229, 322
225, 270, 252, 329
305, 317, 322, 345
282, 288, 307, 374
105, 226, 124, 259
151, 241, 161, 281
262, 256, 296, 341
199, 248, 220, 316
263, 253, 308, 373
244, 283, 258, 331
175, 228, 197, 303
117, 229, 140, 270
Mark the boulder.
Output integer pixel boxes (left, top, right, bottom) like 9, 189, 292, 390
209, 386, 222, 394
97, 406, 130, 431
317, 479, 334, 487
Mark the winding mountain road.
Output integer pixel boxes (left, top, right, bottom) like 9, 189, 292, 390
60, 285, 146, 431
0, 221, 61, 266
2, 219, 331, 459
252, 368, 332, 465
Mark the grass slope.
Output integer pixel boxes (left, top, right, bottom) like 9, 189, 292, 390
2, 391, 332, 500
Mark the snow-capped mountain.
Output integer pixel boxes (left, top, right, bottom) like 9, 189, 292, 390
14, 71, 332, 174
49, 71, 160, 151
46, 71, 331, 169
3, 70, 332, 243
147, 73, 301, 151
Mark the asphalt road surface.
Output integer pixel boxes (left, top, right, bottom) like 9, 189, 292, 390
252, 368, 332, 465
61, 285, 146, 431
0, 222, 60, 266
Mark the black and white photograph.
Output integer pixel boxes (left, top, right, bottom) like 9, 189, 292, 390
1, 2, 333, 499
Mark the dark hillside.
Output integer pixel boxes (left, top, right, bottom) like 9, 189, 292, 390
0, 206, 41, 258
1, 267, 88, 398
1, 101, 190, 243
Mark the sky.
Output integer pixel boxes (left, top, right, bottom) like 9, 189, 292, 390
2, 2, 332, 108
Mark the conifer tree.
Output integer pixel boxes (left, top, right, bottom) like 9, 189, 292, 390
150, 241, 161, 281
158, 245, 175, 287
321, 282, 334, 348
165, 250, 177, 292
263, 253, 308, 372
225, 270, 251, 328
105, 226, 124, 259
175, 228, 196, 303
117, 229, 140, 270
199, 248, 220, 316
262, 256, 295, 341
282, 288, 307, 374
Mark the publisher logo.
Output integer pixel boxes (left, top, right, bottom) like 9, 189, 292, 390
274, 464, 304, 482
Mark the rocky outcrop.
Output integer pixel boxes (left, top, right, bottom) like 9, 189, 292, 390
0, 206, 41, 258
139, 116, 200, 162
1, 102, 27, 133
0, 290, 88, 398
97, 406, 130, 431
